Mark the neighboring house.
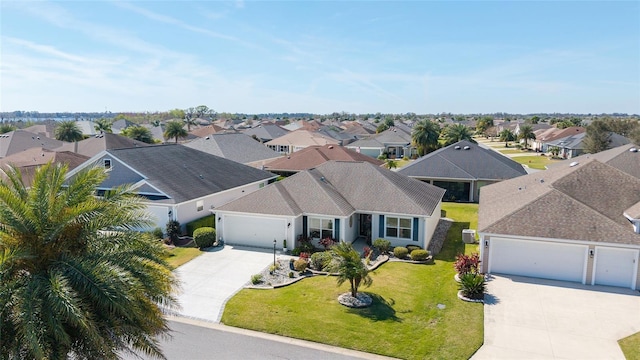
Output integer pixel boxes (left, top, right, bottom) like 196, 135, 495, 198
189, 124, 228, 138
545, 132, 630, 159
547, 143, 640, 180
265, 130, 340, 154
263, 144, 384, 176
184, 133, 281, 168
74, 120, 98, 136
215, 161, 446, 251
0, 130, 68, 158
111, 119, 135, 134
0, 148, 89, 186
514, 122, 552, 135
398, 140, 527, 202
531, 126, 585, 152
56, 133, 150, 158
242, 123, 289, 143
478, 156, 640, 290
345, 127, 416, 159
22, 121, 57, 138
66, 144, 277, 231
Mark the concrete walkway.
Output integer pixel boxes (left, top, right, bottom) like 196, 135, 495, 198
173, 245, 275, 322
472, 275, 640, 359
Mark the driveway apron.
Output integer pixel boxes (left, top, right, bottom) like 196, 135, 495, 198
472, 275, 640, 359
173, 245, 274, 322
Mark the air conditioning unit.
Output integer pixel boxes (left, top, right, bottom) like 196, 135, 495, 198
462, 229, 476, 244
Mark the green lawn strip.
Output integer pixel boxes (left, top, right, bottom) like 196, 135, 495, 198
223, 203, 483, 359
499, 149, 533, 155
619, 331, 640, 360
512, 155, 561, 170
165, 247, 203, 269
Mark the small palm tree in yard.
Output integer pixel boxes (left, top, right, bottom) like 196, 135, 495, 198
329, 241, 372, 298
54, 120, 84, 142
0, 163, 178, 359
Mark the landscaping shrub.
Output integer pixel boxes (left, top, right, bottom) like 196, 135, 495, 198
291, 247, 302, 256
185, 214, 215, 236
288, 271, 294, 278
372, 238, 391, 254
310, 251, 331, 271
406, 245, 422, 253
410, 249, 430, 261
296, 235, 315, 253
393, 246, 409, 259
151, 227, 164, 240
454, 253, 480, 275
458, 273, 486, 300
269, 263, 279, 273
193, 227, 216, 249
294, 258, 308, 272
362, 246, 372, 259
165, 220, 181, 243
319, 236, 335, 250
251, 274, 263, 285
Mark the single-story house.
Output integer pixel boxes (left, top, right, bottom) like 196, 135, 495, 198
265, 130, 340, 154
242, 123, 289, 143
66, 144, 277, 231
215, 161, 446, 250
547, 143, 640, 180
184, 133, 281, 168
479, 154, 640, 290
0, 148, 89, 186
0, 130, 69, 158
545, 132, 630, 159
263, 144, 384, 176
56, 132, 150, 158
345, 127, 417, 159
531, 126, 585, 153
398, 140, 527, 202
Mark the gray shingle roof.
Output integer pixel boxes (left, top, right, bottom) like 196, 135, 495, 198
347, 127, 412, 148
68, 133, 149, 157
184, 133, 280, 165
242, 123, 289, 142
217, 161, 445, 217
399, 140, 527, 180
107, 144, 276, 203
0, 130, 68, 158
479, 159, 640, 245
548, 143, 640, 180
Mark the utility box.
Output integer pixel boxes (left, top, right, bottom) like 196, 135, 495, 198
462, 229, 476, 244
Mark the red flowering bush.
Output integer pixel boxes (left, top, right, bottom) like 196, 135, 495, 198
454, 253, 480, 275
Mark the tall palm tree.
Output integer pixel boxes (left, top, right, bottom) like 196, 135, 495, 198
443, 124, 476, 146
54, 120, 84, 142
499, 128, 516, 147
411, 119, 440, 156
0, 163, 177, 359
328, 241, 372, 298
164, 120, 188, 143
94, 118, 112, 134
518, 125, 536, 149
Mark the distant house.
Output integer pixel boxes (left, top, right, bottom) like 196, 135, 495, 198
0, 130, 68, 158
263, 144, 384, 176
189, 124, 228, 138
242, 123, 289, 143
22, 121, 57, 138
265, 130, 340, 154
479, 155, 640, 290
345, 127, 416, 159
547, 143, 640, 180
531, 127, 585, 153
545, 132, 630, 159
57, 133, 150, 158
398, 140, 527, 202
0, 148, 89, 186
66, 144, 277, 231
215, 161, 445, 251
111, 119, 135, 134
184, 133, 281, 168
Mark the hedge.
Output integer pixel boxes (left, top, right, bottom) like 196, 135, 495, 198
185, 214, 216, 236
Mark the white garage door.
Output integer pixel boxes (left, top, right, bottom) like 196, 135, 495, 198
223, 215, 286, 249
489, 237, 587, 283
593, 247, 638, 289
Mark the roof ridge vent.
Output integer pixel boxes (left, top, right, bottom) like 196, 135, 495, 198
569, 161, 579, 167
454, 146, 461, 150
630, 147, 638, 153
463, 146, 470, 150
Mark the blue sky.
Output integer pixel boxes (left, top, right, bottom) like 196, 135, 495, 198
1, 1, 639, 114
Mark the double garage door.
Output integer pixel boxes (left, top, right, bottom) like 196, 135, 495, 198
222, 215, 287, 249
489, 237, 638, 289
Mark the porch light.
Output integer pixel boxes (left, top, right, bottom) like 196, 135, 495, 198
484, 240, 489, 248
589, 249, 594, 258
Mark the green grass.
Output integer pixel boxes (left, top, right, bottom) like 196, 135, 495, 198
619, 331, 640, 360
512, 155, 562, 170
164, 247, 202, 269
222, 203, 483, 360
499, 149, 532, 154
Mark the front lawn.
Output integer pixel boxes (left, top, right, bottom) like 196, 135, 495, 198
512, 155, 562, 170
619, 331, 640, 360
164, 247, 202, 269
222, 203, 483, 359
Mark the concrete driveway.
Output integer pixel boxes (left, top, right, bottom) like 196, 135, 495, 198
472, 275, 640, 359
173, 245, 274, 322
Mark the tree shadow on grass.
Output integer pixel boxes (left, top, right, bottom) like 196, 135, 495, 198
346, 293, 401, 322
435, 221, 470, 262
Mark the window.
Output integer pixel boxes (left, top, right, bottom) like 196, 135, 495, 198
309, 218, 333, 239
386, 216, 412, 240
196, 200, 204, 212
103, 159, 112, 170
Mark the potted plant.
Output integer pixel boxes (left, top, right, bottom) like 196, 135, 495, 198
283, 239, 287, 252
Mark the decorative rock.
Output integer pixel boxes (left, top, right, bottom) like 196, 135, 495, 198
457, 290, 484, 303
338, 292, 373, 308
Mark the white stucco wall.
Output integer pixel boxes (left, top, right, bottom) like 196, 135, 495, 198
424, 201, 442, 249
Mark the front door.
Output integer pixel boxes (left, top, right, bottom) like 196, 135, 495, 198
359, 214, 372, 241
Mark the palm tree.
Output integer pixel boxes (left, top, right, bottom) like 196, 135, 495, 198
443, 124, 475, 146
411, 119, 440, 156
518, 125, 536, 149
122, 125, 154, 144
0, 162, 177, 359
328, 241, 372, 298
164, 120, 188, 143
54, 120, 84, 142
499, 128, 516, 147
94, 118, 112, 134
